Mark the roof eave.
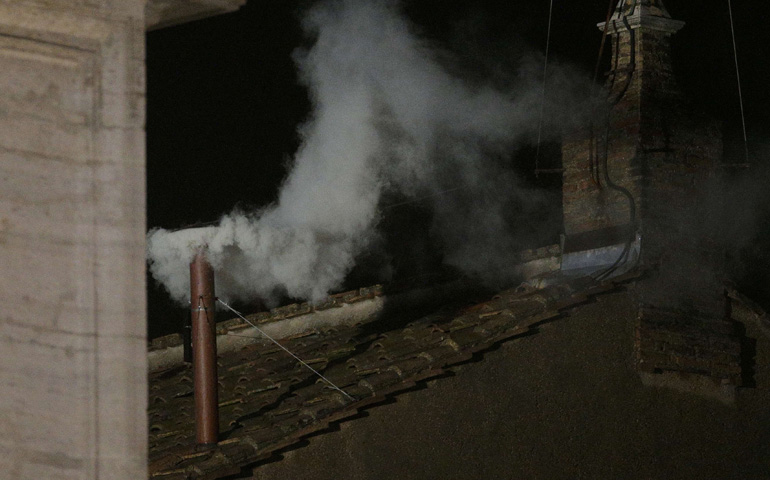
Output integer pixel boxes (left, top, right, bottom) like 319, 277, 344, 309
145, 0, 247, 31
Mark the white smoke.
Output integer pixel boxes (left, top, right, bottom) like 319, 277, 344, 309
147, 0, 595, 305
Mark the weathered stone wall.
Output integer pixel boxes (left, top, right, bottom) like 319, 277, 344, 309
0, 1, 147, 478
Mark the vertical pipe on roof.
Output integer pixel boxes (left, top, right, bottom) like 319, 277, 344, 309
190, 249, 219, 446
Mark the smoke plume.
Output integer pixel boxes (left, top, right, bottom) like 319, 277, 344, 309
147, 0, 595, 306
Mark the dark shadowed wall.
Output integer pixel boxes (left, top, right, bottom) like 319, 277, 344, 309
246, 290, 770, 480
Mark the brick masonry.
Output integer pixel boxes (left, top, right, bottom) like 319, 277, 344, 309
561, 1, 737, 391
636, 306, 742, 386
562, 1, 724, 313
563, 3, 721, 234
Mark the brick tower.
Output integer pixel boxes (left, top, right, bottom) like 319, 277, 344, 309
561, 0, 724, 312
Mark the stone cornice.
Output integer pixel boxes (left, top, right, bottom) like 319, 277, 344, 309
598, 3, 685, 35
145, 0, 247, 31
0, 3, 115, 51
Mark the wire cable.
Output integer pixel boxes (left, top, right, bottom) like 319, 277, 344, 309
379, 186, 465, 210
594, 0, 619, 83
534, 0, 555, 177
217, 298, 356, 402
590, 0, 640, 282
588, 0, 620, 187
727, 0, 750, 164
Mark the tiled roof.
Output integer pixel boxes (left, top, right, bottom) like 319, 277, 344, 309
148, 270, 641, 479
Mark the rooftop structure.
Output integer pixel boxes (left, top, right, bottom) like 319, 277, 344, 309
142, 2, 770, 478
146, 264, 770, 479
0, 0, 761, 478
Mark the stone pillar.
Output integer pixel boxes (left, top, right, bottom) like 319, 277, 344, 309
0, 1, 147, 478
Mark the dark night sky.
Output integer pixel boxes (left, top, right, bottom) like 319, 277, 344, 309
146, 1, 769, 338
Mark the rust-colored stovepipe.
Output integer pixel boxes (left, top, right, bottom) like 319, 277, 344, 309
190, 249, 219, 446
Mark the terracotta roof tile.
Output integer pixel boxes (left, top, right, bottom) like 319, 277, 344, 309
148, 270, 642, 479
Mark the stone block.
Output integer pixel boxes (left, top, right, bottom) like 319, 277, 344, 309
0, 1, 147, 479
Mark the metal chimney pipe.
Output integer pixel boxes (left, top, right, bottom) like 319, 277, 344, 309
190, 249, 218, 446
